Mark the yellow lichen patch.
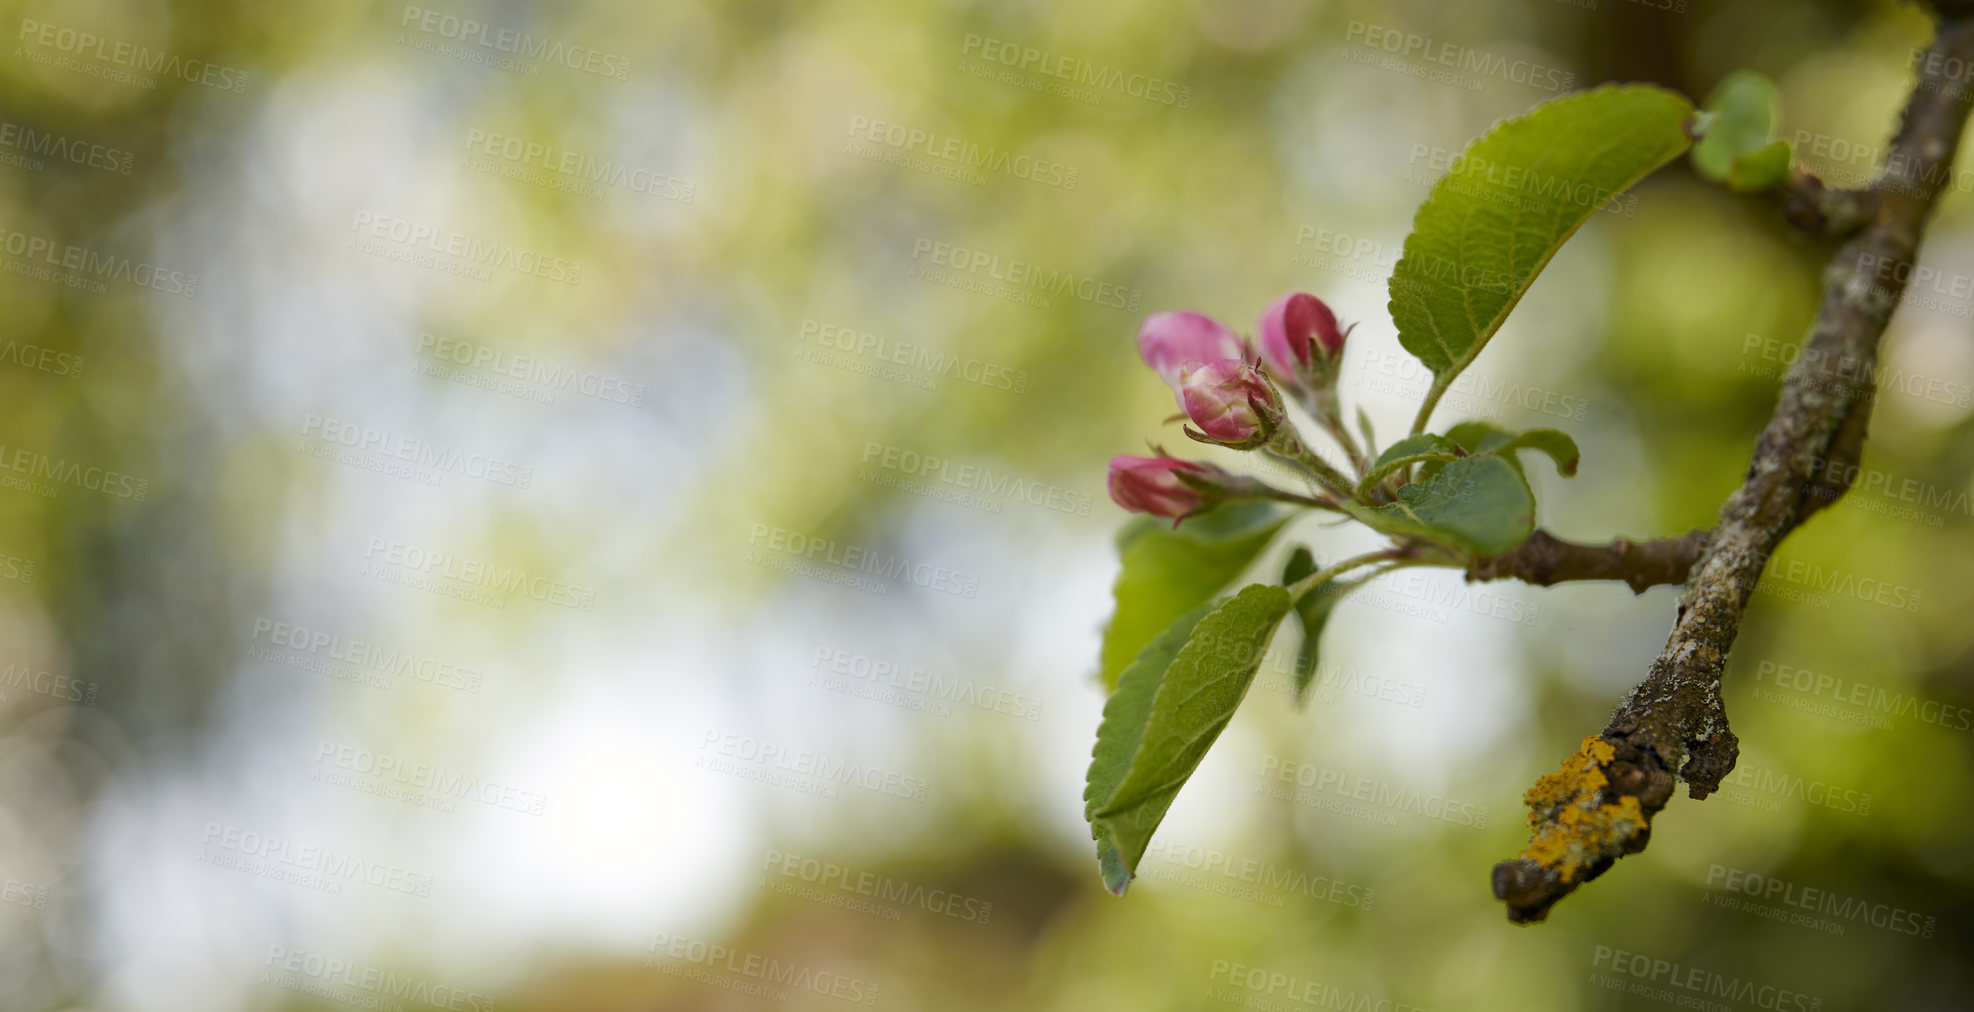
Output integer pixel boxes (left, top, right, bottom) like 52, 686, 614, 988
1516, 736, 1648, 883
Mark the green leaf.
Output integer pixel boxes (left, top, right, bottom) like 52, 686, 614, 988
1444, 420, 1513, 453
1282, 547, 1355, 704
1445, 421, 1580, 477
1099, 502, 1289, 690
1353, 455, 1535, 558
1085, 583, 1292, 894
1727, 139, 1792, 193
1388, 84, 1694, 419
1692, 71, 1781, 184
1358, 434, 1461, 495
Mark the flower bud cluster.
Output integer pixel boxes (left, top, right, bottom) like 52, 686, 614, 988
1108, 292, 1356, 522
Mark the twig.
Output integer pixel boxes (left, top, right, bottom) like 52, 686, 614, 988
1492, 16, 1974, 923
1778, 172, 1879, 236
1467, 529, 1710, 594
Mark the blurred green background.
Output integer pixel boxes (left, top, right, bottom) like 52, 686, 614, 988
0, 0, 1971, 1009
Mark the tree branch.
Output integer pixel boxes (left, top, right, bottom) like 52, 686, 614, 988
1493, 17, 1974, 924
1467, 529, 1710, 594
1778, 172, 1879, 236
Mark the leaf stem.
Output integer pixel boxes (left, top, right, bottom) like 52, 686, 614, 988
1265, 435, 1359, 503
1409, 378, 1450, 439
1245, 481, 1345, 513
1286, 548, 1408, 602
1315, 409, 1371, 477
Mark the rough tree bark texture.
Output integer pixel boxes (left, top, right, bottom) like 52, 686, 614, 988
1492, 16, 1974, 923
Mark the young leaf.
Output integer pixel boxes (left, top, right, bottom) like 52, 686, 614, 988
1355, 406, 1380, 460
1692, 71, 1782, 184
1353, 455, 1536, 558
1099, 502, 1289, 690
1282, 547, 1356, 704
1445, 421, 1581, 477
1389, 84, 1694, 428
1358, 433, 1461, 496
1085, 583, 1292, 894
1727, 139, 1792, 193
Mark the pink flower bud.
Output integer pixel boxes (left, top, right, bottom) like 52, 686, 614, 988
1181, 360, 1277, 445
1257, 292, 1345, 377
1137, 311, 1248, 402
1107, 455, 1209, 520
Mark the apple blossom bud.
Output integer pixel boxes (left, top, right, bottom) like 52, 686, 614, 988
1258, 292, 1346, 378
1137, 311, 1248, 403
1107, 455, 1212, 520
1181, 360, 1278, 446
